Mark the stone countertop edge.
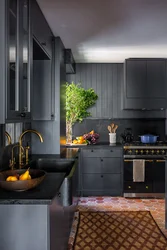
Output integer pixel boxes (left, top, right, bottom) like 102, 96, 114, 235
0, 173, 65, 205
31, 148, 80, 160
65, 142, 123, 148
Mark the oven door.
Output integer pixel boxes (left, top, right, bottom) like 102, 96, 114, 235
123, 159, 165, 198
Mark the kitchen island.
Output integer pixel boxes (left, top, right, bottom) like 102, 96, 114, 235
0, 173, 68, 250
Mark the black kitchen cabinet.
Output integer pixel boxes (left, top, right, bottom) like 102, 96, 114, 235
31, 0, 52, 59
124, 58, 167, 110
6, 0, 32, 121
80, 147, 123, 196
0, 0, 6, 123
31, 0, 54, 121
0, 0, 32, 123
32, 37, 66, 121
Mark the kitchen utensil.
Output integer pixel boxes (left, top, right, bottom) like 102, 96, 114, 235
139, 134, 159, 143
0, 169, 46, 191
107, 125, 111, 133
113, 124, 118, 133
110, 123, 115, 133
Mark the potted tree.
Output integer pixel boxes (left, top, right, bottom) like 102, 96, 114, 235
66, 82, 98, 144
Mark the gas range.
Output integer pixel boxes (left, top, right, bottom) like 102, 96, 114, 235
123, 141, 167, 158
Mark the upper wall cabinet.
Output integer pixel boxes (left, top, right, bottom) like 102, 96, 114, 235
31, 0, 52, 59
6, 0, 32, 122
123, 58, 167, 110
31, 1, 55, 121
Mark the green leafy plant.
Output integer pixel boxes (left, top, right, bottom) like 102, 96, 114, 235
66, 82, 98, 144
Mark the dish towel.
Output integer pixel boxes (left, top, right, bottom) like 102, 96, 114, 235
133, 159, 145, 182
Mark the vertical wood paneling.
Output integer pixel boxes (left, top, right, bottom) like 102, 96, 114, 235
67, 63, 166, 119
90, 64, 97, 117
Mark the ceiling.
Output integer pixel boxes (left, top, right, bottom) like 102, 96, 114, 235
37, 0, 167, 63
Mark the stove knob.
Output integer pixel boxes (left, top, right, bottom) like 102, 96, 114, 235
135, 150, 139, 154
140, 150, 143, 154
161, 150, 165, 154
128, 150, 132, 154
146, 150, 149, 154
156, 150, 160, 154
151, 150, 154, 154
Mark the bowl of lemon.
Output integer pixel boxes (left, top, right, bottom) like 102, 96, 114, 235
0, 168, 46, 191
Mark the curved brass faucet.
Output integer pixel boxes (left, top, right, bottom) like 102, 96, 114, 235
5, 131, 12, 145
10, 145, 24, 170
18, 129, 44, 168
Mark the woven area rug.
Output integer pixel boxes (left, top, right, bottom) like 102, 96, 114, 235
68, 211, 167, 250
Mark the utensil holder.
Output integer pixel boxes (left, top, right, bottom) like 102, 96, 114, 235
109, 133, 116, 144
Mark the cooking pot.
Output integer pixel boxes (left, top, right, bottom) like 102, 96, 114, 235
139, 134, 159, 143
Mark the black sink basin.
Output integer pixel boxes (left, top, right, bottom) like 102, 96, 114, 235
29, 158, 75, 176
28, 158, 78, 207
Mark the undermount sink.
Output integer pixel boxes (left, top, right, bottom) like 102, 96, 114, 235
28, 158, 78, 207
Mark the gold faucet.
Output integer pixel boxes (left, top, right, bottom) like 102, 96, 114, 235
18, 129, 44, 168
10, 145, 24, 170
5, 131, 12, 145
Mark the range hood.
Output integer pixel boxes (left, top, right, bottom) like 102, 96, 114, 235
64, 49, 76, 74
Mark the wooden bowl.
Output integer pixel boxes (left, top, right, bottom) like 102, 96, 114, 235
0, 169, 46, 191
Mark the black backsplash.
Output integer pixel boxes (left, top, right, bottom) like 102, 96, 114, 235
73, 119, 166, 143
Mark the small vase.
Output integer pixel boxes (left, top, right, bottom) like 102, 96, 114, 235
66, 122, 72, 144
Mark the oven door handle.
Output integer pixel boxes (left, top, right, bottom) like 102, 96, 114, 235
124, 159, 166, 162
124, 159, 153, 162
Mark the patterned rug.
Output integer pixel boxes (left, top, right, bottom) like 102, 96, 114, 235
68, 211, 167, 250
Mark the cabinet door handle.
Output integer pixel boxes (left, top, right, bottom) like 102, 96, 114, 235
101, 175, 103, 178
41, 42, 46, 46
20, 112, 26, 117
57, 192, 61, 197
91, 150, 94, 152
110, 150, 113, 152
101, 158, 103, 162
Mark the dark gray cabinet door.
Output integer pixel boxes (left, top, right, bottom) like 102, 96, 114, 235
6, 0, 32, 122
82, 157, 101, 173
124, 58, 167, 109
125, 60, 146, 99
32, 60, 52, 120
31, 0, 52, 58
0, 0, 6, 124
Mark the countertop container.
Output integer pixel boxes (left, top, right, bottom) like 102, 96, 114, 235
139, 134, 159, 143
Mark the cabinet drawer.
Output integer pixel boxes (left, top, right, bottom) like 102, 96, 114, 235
82, 148, 122, 158
82, 174, 103, 190
82, 158, 101, 173
82, 173, 122, 192
102, 158, 121, 173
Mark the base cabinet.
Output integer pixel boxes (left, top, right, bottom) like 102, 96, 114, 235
80, 147, 123, 196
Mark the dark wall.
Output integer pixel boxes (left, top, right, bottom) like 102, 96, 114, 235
67, 63, 165, 119
73, 118, 165, 143
67, 63, 166, 143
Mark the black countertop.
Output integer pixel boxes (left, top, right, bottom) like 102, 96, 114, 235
0, 173, 65, 205
65, 142, 122, 148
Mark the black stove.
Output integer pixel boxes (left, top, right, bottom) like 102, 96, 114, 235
123, 141, 167, 158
